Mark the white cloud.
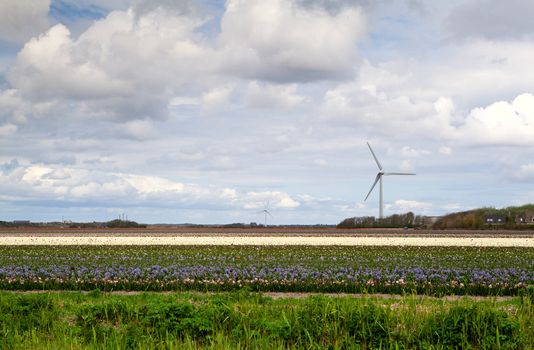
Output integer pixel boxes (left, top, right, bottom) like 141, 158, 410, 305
219, 0, 365, 82
245, 81, 306, 109
0, 123, 17, 136
9, 24, 127, 100
399, 146, 431, 158
390, 199, 432, 212
0, 163, 304, 212
454, 93, 534, 146
0, 0, 50, 44
43, 168, 71, 180
321, 61, 444, 137
118, 119, 157, 140
0, 89, 33, 124
434, 96, 454, 116
7, 7, 214, 121
201, 85, 234, 112
121, 174, 185, 195
243, 191, 300, 210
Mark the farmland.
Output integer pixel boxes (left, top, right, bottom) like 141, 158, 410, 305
1, 244, 532, 296
1, 227, 534, 246
1, 228, 533, 348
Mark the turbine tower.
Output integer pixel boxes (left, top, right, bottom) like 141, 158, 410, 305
364, 142, 415, 219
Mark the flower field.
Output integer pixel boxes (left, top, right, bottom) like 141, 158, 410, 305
1, 245, 532, 296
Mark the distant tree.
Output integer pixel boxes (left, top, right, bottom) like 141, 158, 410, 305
106, 219, 146, 228
337, 212, 415, 229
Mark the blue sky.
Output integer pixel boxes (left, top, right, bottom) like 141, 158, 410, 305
1, 0, 534, 224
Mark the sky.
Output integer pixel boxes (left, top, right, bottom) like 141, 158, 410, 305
1, 0, 534, 224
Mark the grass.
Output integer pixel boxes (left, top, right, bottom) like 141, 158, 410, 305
1, 245, 532, 347
0, 289, 533, 349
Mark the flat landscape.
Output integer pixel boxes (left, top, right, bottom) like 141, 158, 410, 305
1, 231, 532, 295
1, 228, 533, 348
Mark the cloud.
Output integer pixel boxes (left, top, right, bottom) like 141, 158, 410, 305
0, 0, 50, 44
243, 191, 300, 210
454, 93, 534, 146
219, 0, 365, 82
320, 52, 534, 148
9, 24, 127, 100
245, 81, 306, 109
390, 199, 432, 212
201, 85, 234, 112
7, 7, 214, 122
0, 163, 303, 211
117, 119, 157, 140
446, 0, 534, 41
0, 89, 30, 124
0, 123, 17, 136
43, 168, 71, 180
321, 61, 443, 137
399, 146, 431, 158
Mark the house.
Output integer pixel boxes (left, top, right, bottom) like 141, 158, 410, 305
515, 210, 534, 224
484, 215, 505, 224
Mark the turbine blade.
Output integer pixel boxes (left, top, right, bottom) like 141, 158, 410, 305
267, 211, 274, 218
364, 174, 381, 201
383, 172, 416, 176
367, 142, 383, 171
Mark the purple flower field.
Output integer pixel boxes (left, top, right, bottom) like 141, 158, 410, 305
0, 246, 532, 295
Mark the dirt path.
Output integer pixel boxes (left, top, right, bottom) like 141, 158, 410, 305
3, 289, 516, 301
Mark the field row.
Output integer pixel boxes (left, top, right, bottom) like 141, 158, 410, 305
2, 235, 534, 246
2, 228, 534, 237
1, 246, 532, 296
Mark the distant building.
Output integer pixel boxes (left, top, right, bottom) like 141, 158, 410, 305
515, 210, 534, 224
484, 215, 505, 224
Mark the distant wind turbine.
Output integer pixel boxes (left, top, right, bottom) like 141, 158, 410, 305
364, 142, 415, 219
258, 202, 273, 227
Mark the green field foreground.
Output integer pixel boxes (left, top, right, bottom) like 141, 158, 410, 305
1, 289, 533, 349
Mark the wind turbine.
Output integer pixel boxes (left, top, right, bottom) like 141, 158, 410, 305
258, 202, 273, 227
364, 142, 415, 219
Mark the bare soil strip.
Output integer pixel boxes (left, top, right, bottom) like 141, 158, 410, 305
4, 289, 515, 301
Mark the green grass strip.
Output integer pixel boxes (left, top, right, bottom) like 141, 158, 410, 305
0, 289, 532, 349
